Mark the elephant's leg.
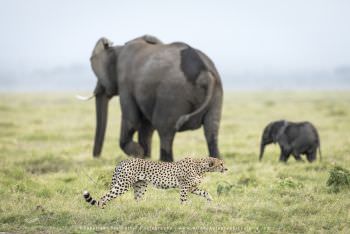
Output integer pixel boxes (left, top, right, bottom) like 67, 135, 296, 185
203, 122, 219, 158
203, 93, 222, 158
119, 93, 145, 157
285, 153, 291, 162
293, 153, 304, 162
138, 121, 154, 158
279, 148, 290, 162
279, 153, 285, 162
306, 149, 316, 163
279, 143, 293, 162
119, 120, 144, 157
158, 131, 175, 162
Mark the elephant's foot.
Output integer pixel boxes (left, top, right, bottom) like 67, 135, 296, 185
279, 157, 288, 163
306, 157, 316, 163
294, 155, 305, 162
160, 148, 173, 162
123, 142, 145, 157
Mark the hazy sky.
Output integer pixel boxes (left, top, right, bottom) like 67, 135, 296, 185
0, 0, 350, 74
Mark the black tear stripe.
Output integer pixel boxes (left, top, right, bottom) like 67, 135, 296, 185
180, 47, 207, 84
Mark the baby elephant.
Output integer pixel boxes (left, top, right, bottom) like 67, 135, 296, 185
259, 120, 321, 162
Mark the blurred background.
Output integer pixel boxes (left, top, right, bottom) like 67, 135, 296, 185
0, 0, 349, 91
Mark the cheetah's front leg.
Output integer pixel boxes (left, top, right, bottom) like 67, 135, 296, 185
191, 188, 213, 202
179, 177, 202, 204
180, 188, 189, 204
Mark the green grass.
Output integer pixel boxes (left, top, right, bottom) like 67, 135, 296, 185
1, 91, 350, 233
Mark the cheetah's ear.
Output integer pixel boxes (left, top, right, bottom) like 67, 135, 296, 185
209, 161, 215, 167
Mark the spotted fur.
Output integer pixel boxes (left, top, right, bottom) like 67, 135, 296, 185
83, 157, 227, 208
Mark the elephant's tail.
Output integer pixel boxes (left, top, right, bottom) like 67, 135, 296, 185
175, 71, 216, 131
314, 126, 322, 162
318, 143, 322, 161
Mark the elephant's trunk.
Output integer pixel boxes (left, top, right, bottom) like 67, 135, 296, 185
259, 142, 266, 161
93, 93, 109, 157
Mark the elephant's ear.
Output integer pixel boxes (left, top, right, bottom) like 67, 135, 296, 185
274, 120, 288, 141
102, 38, 113, 48
91, 37, 113, 58
90, 37, 118, 97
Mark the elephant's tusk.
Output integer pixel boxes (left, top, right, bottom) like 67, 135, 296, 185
76, 94, 95, 101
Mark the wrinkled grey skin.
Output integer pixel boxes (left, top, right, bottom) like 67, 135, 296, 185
259, 120, 321, 162
88, 35, 223, 162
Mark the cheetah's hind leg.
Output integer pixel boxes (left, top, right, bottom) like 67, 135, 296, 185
133, 181, 148, 201
98, 183, 131, 208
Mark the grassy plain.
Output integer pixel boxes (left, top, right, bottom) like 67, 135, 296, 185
0, 92, 350, 233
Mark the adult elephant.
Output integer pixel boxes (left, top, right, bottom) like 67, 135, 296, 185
79, 35, 223, 161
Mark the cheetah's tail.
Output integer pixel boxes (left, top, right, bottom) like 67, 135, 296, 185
83, 191, 99, 206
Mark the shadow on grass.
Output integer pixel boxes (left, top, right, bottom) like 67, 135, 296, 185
21, 154, 72, 174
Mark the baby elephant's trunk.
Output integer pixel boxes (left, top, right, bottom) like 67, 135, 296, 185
259, 142, 266, 161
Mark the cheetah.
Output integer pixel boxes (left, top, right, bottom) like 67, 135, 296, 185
83, 157, 227, 208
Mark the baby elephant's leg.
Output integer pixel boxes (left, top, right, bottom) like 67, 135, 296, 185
306, 149, 317, 162
133, 181, 148, 201
191, 188, 213, 202
293, 153, 304, 162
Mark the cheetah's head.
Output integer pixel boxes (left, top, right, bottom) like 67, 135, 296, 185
201, 157, 228, 173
